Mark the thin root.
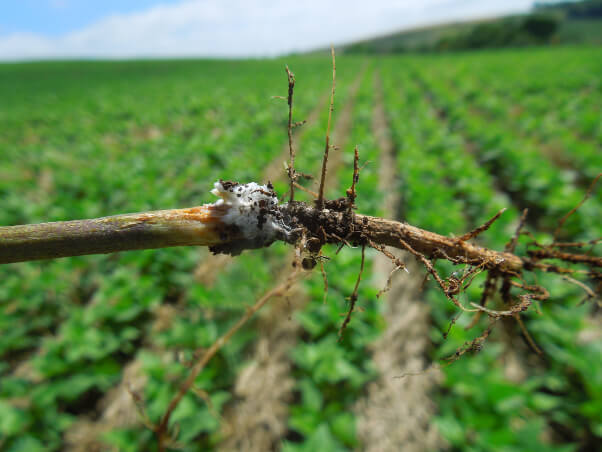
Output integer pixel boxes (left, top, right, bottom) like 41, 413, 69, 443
339, 244, 365, 339
554, 173, 601, 240
457, 208, 507, 242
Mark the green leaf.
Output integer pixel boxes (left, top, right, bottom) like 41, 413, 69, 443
0, 401, 31, 436
7, 436, 46, 452
304, 424, 345, 452
530, 393, 561, 411
299, 379, 323, 412
330, 412, 357, 447
434, 416, 465, 445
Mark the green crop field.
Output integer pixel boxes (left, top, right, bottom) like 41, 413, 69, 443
0, 46, 600, 451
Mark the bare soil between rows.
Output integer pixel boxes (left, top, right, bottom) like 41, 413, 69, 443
353, 72, 443, 452
218, 70, 365, 451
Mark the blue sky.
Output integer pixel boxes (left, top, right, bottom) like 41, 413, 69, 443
0, 1, 181, 35
0, 1, 536, 60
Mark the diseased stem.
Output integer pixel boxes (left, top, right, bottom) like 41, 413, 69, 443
1, 204, 522, 272
357, 214, 524, 273
2, 200, 595, 280
281, 203, 525, 274
0, 205, 238, 264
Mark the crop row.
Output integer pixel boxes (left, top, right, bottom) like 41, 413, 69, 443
1, 50, 599, 452
406, 60, 600, 240
0, 58, 364, 451
284, 65, 390, 451
421, 50, 602, 183
102, 58, 367, 452
379, 55, 601, 451
413, 48, 601, 142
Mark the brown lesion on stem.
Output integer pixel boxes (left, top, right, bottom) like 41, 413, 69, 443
0, 204, 238, 264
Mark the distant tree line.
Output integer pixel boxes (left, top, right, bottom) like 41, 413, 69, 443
433, 0, 602, 51
534, 0, 602, 19
433, 15, 559, 51
343, 0, 601, 54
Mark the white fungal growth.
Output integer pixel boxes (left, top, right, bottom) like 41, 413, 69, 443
210, 180, 289, 254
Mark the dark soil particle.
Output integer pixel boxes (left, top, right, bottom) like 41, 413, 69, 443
219, 180, 239, 192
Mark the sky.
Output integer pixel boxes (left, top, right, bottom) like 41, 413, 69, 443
0, 0, 536, 60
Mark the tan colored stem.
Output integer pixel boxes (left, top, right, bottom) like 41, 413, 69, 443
282, 203, 525, 275
0, 205, 236, 264
356, 213, 524, 273
2, 202, 525, 274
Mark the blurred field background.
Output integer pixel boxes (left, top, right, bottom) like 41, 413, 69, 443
1, 1, 601, 451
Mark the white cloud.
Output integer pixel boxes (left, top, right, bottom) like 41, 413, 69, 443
0, 0, 534, 60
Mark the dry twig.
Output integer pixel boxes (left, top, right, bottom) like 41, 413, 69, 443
154, 268, 303, 451
317, 46, 336, 210
554, 173, 601, 240
339, 244, 366, 339
285, 66, 297, 202
457, 208, 507, 242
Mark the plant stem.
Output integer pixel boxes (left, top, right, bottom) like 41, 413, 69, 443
0, 201, 532, 274
281, 203, 525, 274
0, 205, 238, 264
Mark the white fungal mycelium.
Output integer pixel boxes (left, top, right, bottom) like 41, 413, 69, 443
210, 180, 290, 253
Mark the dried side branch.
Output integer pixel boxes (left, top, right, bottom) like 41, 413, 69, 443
293, 182, 318, 198
445, 321, 496, 363
457, 208, 507, 242
155, 268, 303, 451
554, 173, 601, 240
346, 146, 360, 214
395, 236, 467, 310
549, 239, 601, 248
506, 208, 529, 253
514, 313, 543, 355
319, 251, 329, 304
467, 208, 530, 329
562, 275, 596, 300
527, 248, 602, 267
465, 272, 498, 330
317, 46, 336, 210
339, 244, 365, 339
285, 66, 297, 202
